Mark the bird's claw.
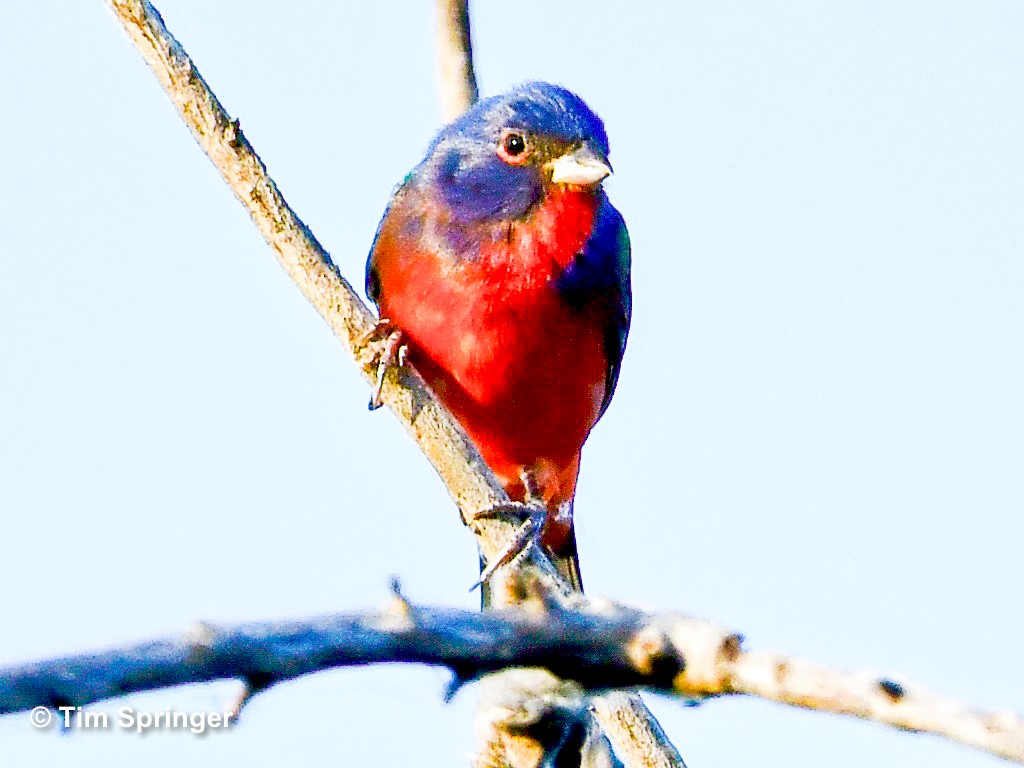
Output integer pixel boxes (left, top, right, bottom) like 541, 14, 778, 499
357, 319, 407, 411
470, 501, 548, 592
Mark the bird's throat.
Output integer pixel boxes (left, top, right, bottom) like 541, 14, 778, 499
477, 185, 600, 278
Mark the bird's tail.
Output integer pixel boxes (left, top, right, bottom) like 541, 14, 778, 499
552, 521, 583, 593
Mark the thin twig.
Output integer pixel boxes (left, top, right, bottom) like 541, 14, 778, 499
429, 4, 684, 765
2, 604, 1021, 764
435, 0, 479, 121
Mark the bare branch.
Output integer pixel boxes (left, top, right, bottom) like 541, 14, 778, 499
2, 603, 1021, 764
105, 5, 679, 765
727, 651, 1024, 764
435, 0, 479, 121
474, 668, 624, 768
106, 0, 521, 573
0, 605, 733, 715
592, 693, 687, 768
99, 4, 1018, 768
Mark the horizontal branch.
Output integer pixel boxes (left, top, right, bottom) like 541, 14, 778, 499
728, 651, 1024, 763
1, 601, 1021, 764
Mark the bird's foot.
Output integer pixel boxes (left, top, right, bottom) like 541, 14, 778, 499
470, 501, 548, 592
471, 469, 548, 589
357, 319, 407, 411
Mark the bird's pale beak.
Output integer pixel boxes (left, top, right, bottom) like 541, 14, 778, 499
546, 146, 612, 186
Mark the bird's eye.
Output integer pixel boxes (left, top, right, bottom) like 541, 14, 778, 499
504, 133, 526, 155
497, 130, 531, 165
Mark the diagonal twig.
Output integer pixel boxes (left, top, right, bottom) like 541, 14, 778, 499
106, 0, 526, 578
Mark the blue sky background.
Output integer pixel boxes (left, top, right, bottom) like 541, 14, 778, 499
1, 1, 1021, 766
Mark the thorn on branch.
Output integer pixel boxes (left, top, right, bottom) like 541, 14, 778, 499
389, 575, 405, 600
444, 666, 475, 703
227, 683, 251, 725
51, 696, 75, 733
229, 674, 272, 725
386, 576, 413, 619
878, 678, 906, 702
226, 117, 243, 148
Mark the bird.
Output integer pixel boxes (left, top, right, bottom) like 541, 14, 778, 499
365, 82, 630, 594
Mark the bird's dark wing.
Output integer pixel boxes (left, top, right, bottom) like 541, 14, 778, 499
556, 194, 632, 417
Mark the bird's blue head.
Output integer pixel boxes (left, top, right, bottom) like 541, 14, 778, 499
418, 82, 611, 224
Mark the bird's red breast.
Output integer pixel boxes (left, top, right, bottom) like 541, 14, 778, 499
372, 185, 609, 550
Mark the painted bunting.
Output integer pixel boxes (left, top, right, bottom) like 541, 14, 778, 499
365, 82, 630, 592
